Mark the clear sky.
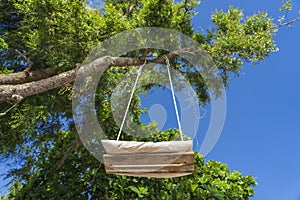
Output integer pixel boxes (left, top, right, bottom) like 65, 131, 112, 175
142, 1, 300, 199
1, 0, 300, 199
193, 1, 300, 199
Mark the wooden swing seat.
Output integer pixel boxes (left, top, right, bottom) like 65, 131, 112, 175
101, 140, 194, 178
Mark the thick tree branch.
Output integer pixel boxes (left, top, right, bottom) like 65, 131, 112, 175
0, 47, 196, 103
0, 68, 58, 85
0, 69, 77, 102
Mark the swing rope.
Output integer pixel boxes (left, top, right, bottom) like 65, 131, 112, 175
116, 65, 144, 141
117, 56, 183, 141
164, 56, 183, 141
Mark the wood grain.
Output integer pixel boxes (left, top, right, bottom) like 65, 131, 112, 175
103, 152, 194, 178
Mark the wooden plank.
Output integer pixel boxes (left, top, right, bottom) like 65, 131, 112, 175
104, 152, 194, 174
103, 152, 194, 175
103, 152, 194, 166
111, 163, 185, 168
105, 164, 194, 173
101, 140, 193, 154
116, 172, 193, 178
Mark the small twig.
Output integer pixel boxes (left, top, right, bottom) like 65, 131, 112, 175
153, 46, 198, 64
273, 16, 300, 29
91, 163, 102, 183
56, 138, 81, 169
209, 64, 219, 73
0, 103, 18, 116
140, 39, 150, 60
141, 48, 151, 60
15, 49, 33, 73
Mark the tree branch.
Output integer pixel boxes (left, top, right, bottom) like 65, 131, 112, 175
0, 103, 18, 116
273, 16, 300, 28
0, 68, 76, 102
0, 68, 57, 85
0, 47, 196, 103
56, 138, 81, 169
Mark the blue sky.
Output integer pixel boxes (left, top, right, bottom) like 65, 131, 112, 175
1, 0, 300, 199
142, 1, 300, 199
193, 0, 300, 199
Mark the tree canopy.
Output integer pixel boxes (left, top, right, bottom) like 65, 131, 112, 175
0, 0, 293, 199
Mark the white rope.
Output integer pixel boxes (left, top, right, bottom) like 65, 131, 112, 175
116, 57, 183, 141
164, 56, 184, 141
117, 65, 143, 141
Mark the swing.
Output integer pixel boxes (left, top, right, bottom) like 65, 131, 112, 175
101, 57, 194, 178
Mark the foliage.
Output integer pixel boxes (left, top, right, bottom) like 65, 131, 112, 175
0, 0, 280, 199
3, 152, 256, 200
194, 7, 277, 85
279, 0, 292, 12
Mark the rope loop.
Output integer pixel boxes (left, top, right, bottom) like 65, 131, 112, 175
117, 56, 184, 141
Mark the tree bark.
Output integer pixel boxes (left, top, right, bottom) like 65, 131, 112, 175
0, 69, 76, 102
0, 48, 192, 103
0, 69, 57, 85
0, 56, 151, 102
